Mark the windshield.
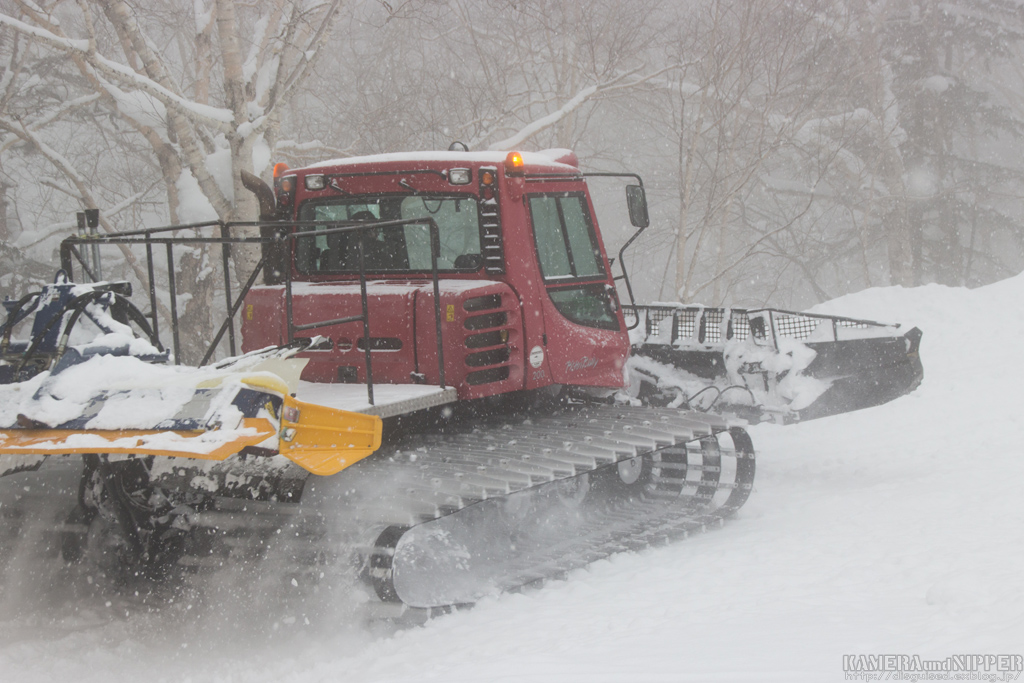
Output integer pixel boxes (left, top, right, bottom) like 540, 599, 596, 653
295, 195, 482, 273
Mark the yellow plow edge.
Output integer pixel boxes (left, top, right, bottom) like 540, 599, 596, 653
0, 396, 383, 477
278, 393, 383, 475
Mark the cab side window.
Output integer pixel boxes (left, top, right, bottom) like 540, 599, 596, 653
528, 193, 618, 330
528, 194, 604, 280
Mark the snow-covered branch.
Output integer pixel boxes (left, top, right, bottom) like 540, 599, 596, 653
0, 12, 234, 131
488, 85, 599, 150
0, 113, 171, 321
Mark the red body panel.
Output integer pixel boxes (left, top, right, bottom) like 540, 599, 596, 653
241, 151, 631, 399
242, 280, 524, 401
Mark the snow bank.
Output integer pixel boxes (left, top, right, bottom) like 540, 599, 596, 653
2, 274, 1024, 682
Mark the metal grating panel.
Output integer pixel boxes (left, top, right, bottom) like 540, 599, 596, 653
637, 306, 751, 344
771, 313, 821, 340
675, 309, 698, 341
771, 312, 873, 341
642, 307, 672, 338
731, 315, 750, 341
702, 309, 724, 344
631, 305, 889, 348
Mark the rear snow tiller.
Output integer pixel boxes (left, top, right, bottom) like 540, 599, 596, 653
627, 305, 922, 422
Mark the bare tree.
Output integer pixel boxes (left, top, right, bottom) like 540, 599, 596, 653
0, 0, 340, 360
623, 0, 859, 306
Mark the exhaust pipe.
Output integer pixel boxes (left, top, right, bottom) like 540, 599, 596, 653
240, 171, 287, 286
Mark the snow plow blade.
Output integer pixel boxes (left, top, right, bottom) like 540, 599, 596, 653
784, 325, 922, 421
627, 306, 922, 422
0, 372, 382, 478
0, 275, 382, 478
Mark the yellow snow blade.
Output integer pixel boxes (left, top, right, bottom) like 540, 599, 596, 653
0, 418, 278, 461
0, 401, 380, 475
236, 373, 291, 394
0, 371, 382, 475
238, 373, 383, 475
277, 393, 382, 476
0, 402, 381, 476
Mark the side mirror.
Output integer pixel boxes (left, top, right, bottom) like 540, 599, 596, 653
626, 185, 649, 228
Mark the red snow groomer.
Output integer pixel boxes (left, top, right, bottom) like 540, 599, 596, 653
0, 148, 920, 614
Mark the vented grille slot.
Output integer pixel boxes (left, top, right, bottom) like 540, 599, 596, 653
461, 283, 513, 386
466, 347, 511, 367
464, 294, 502, 312
466, 366, 510, 385
478, 167, 504, 274
465, 330, 507, 348
464, 312, 507, 330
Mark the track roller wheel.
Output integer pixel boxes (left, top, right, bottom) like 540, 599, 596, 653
590, 453, 655, 501
368, 525, 409, 603
616, 456, 648, 485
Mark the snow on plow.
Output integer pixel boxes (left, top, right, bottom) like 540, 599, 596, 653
0, 276, 381, 479
0, 371, 381, 476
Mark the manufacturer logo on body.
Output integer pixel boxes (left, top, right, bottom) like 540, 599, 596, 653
565, 356, 599, 373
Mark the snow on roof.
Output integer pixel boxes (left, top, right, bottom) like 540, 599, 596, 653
305, 150, 579, 173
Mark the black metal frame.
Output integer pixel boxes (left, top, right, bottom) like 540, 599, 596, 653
582, 172, 646, 330
59, 218, 448, 406
519, 170, 648, 331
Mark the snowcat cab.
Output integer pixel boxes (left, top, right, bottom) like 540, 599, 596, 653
239, 150, 633, 405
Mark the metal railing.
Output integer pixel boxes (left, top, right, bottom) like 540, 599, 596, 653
59, 218, 447, 406
625, 304, 899, 349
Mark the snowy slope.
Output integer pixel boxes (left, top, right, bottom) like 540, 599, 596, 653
1, 276, 1023, 683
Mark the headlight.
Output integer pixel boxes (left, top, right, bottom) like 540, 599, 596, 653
449, 168, 471, 185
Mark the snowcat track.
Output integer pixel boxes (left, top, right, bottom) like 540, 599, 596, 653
352, 403, 755, 609
0, 405, 753, 615
186, 405, 753, 610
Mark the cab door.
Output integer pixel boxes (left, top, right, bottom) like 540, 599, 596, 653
526, 192, 630, 388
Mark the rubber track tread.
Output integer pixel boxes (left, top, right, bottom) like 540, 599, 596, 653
364, 403, 754, 608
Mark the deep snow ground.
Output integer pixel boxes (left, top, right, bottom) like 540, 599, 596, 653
0, 276, 1022, 683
